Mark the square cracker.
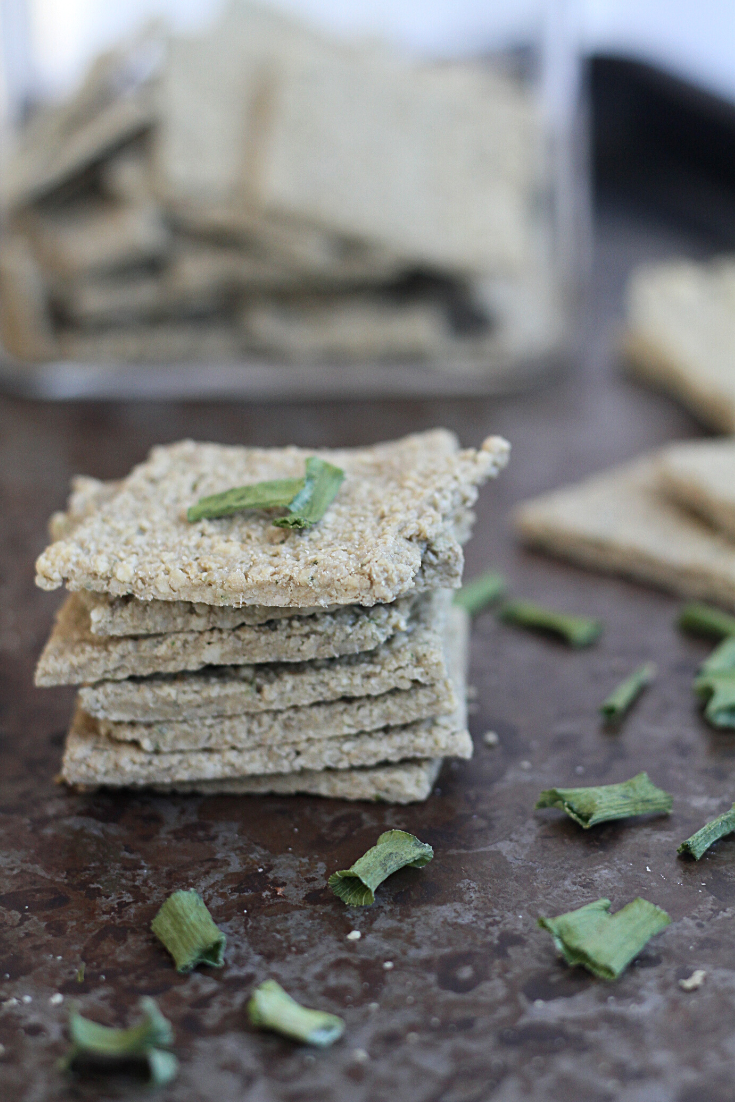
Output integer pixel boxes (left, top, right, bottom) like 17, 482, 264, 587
89, 597, 458, 744
62, 707, 471, 785
656, 438, 735, 543
515, 455, 735, 610
35, 591, 416, 687
35, 430, 509, 606
624, 258, 735, 433
79, 592, 450, 721
146, 759, 445, 804
60, 606, 470, 788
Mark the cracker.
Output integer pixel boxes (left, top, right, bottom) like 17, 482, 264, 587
515, 455, 735, 610
624, 259, 735, 433
0, 234, 57, 362
242, 294, 446, 363
35, 591, 415, 686
62, 705, 470, 785
35, 430, 509, 605
142, 759, 445, 803
80, 589, 336, 636
58, 320, 242, 364
656, 438, 735, 542
79, 596, 448, 720
60, 605, 470, 786
99, 680, 453, 751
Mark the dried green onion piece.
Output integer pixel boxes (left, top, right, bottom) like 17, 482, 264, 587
187, 477, 305, 522
695, 672, 735, 728
499, 599, 602, 648
328, 829, 433, 906
247, 980, 344, 1047
536, 771, 672, 828
453, 571, 506, 615
61, 997, 177, 1086
678, 602, 735, 640
699, 635, 735, 676
678, 804, 735, 859
151, 889, 226, 973
600, 662, 656, 721
538, 897, 670, 981
273, 457, 345, 530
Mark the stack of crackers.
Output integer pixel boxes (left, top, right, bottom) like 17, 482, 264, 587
515, 438, 735, 610
0, 2, 560, 374
35, 430, 509, 803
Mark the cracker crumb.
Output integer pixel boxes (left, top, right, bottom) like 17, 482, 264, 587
679, 969, 706, 991
346, 930, 362, 941
482, 730, 499, 746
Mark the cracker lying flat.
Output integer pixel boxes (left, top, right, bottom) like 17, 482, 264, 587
35, 430, 509, 606
100, 680, 453, 752
656, 438, 735, 542
155, 759, 445, 803
62, 707, 471, 784
624, 259, 735, 433
79, 597, 448, 720
515, 456, 735, 610
80, 589, 336, 636
35, 592, 415, 686
60, 605, 470, 789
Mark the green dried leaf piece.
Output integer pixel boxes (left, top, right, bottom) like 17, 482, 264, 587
694, 637, 735, 728
187, 477, 305, 522
453, 571, 506, 615
678, 805, 735, 859
538, 897, 671, 980
61, 997, 177, 1087
247, 980, 344, 1047
499, 599, 602, 648
328, 829, 434, 906
536, 772, 672, 828
678, 602, 735, 640
151, 889, 226, 973
600, 662, 656, 721
273, 457, 345, 529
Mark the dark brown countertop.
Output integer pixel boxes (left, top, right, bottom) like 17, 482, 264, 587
1, 202, 732, 1102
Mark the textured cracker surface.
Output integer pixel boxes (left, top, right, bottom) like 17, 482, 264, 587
35, 592, 414, 686
656, 438, 735, 543
79, 593, 449, 720
156, 758, 443, 803
624, 259, 735, 433
100, 680, 454, 752
35, 430, 509, 605
80, 589, 337, 636
515, 456, 735, 610
60, 605, 470, 788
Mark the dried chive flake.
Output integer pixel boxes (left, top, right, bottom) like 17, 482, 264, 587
535, 772, 672, 828
61, 997, 177, 1086
453, 571, 506, 615
678, 602, 735, 640
151, 889, 226, 973
678, 805, 735, 859
272, 457, 344, 530
694, 637, 735, 728
499, 599, 602, 648
247, 980, 344, 1047
328, 829, 433, 906
600, 662, 656, 721
538, 897, 671, 981
187, 477, 305, 522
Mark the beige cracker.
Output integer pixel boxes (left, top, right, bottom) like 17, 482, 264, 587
515, 455, 735, 610
35, 430, 509, 606
60, 605, 470, 789
656, 438, 735, 543
624, 258, 735, 433
35, 591, 415, 687
79, 597, 449, 720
